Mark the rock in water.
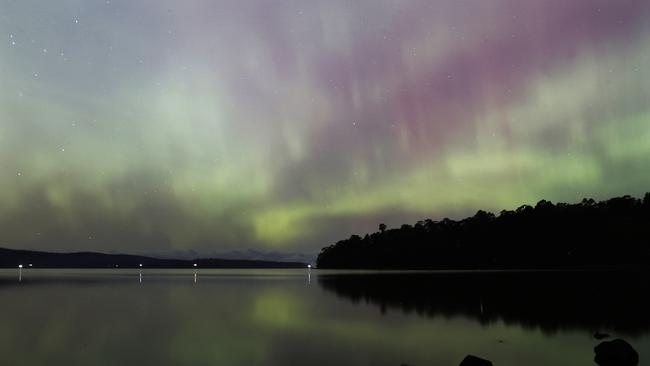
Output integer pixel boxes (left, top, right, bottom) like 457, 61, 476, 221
594, 339, 639, 366
459, 355, 493, 366
594, 332, 610, 340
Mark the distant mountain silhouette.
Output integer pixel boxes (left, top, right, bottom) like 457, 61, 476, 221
137, 248, 315, 264
317, 193, 650, 269
318, 270, 650, 336
0, 247, 306, 268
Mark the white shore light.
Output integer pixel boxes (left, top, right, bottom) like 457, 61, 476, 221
193, 263, 197, 267
18, 264, 23, 269
307, 264, 312, 269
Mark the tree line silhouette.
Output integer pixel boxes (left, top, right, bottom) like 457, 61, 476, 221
317, 193, 650, 269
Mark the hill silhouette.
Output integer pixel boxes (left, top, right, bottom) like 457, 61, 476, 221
317, 193, 650, 269
0, 247, 306, 269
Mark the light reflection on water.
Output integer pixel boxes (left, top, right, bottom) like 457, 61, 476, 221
0, 269, 647, 366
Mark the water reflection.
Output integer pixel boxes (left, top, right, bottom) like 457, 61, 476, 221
0, 269, 647, 366
318, 270, 650, 336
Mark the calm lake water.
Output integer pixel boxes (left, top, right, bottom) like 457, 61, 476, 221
0, 269, 648, 366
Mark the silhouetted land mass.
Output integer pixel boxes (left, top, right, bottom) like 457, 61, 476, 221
317, 193, 650, 269
318, 270, 650, 336
0, 247, 306, 268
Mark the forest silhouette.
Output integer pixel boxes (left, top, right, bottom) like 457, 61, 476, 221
317, 193, 650, 269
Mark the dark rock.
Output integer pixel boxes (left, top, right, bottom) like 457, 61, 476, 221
594, 339, 639, 366
594, 332, 610, 340
459, 355, 493, 366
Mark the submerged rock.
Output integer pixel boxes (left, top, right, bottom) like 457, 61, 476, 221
594, 332, 610, 340
459, 355, 493, 366
594, 339, 639, 366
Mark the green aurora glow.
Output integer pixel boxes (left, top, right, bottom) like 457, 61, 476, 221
1, 0, 649, 255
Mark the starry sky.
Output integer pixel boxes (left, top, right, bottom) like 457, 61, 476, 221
1, 0, 650, 257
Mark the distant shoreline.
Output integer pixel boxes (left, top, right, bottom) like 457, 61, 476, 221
0, 247, 306, 269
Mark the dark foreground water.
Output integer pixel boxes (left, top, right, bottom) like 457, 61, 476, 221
0, 269, 648, 366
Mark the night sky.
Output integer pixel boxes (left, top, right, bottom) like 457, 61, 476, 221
1, 0, 650, 257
